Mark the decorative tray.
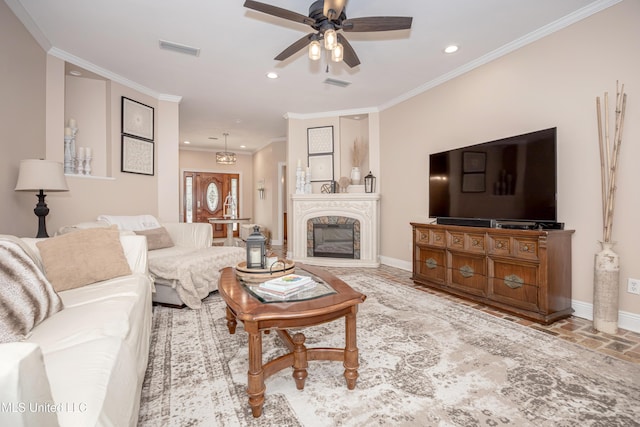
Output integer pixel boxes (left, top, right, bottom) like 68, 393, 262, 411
235, 259, 296, 283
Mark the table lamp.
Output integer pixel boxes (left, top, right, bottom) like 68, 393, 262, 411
15, 159, 69, 238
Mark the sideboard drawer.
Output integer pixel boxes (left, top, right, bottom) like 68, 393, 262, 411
488, 259, 539, 311
415, 247, 446, 285
449, 253, 486, 297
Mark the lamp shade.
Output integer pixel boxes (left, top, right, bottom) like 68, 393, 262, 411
15, 159, 69, 192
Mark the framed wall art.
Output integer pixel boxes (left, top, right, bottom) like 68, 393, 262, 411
121, 135, 154, 176
308, 154, 334, 182
122, 97, 154, 141
307, 126, 334, 154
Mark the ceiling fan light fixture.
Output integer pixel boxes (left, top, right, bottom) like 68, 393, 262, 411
309, 40, 322, 60
331, 42, 344, 62
216, 133, 237, 165
324, 29, 337, 50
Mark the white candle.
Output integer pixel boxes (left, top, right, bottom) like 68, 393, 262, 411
85, 147, 92, 158
68, 118, 77, 128
77, 147, 85, 160
297, 159, 301, 168
64, 127, 72, 136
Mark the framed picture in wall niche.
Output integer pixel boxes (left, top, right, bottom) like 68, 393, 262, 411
122, 97, 154, 141
121, 136, 154, 176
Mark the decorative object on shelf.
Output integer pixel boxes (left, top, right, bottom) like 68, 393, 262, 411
223, 192, 237, 219
350, 138, 367, 185
216, 132, 237, 165
83, 147, 92, 176
593, 81, 628, 335
122, 97, 154, 141
295, 160, 305, 194
364, 171, 376, 193
121, 136, 154, 175
15, 159, 69, 238
338, 176, 350, 193
245, 225, 266, 269
63, 119, 77, 174
304, 167, 312, 194
257, 180, 265, 199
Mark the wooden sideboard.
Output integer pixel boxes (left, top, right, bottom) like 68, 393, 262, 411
411, 222, 574, 324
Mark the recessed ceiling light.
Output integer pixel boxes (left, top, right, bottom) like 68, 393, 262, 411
444, 45, 459, 54
69, 70, 82, 76
240, 145, 246, 149
184, 140, 190, 144
266, 72, 278, 79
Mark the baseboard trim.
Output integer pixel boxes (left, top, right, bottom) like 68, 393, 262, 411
380, 256, 640, 333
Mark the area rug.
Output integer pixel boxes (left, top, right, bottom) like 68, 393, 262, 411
138, 274, 640, 426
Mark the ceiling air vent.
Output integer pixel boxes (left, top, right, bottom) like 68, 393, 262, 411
323, 78, 351, 88
159, 40, 200, 57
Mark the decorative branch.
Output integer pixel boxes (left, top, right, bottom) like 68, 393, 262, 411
351, 138, 367, 169
596, 81, 628, 243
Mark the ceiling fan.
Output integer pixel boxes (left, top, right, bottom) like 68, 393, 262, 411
243, 0, 413, 68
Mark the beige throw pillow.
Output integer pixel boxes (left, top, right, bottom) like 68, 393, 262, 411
36, 227, 132, 292
134, 227, 175, 250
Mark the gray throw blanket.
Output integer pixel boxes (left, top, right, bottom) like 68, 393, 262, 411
0, 237, 63, 343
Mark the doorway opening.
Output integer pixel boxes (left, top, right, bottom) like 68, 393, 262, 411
183, 171, 239, 241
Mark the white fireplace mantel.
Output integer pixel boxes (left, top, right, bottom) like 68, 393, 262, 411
290, 193, 380, 267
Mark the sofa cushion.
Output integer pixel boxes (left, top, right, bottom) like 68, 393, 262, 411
36, 227, 132, 292
97, 214, 160, 231
134, 226, 174, 250
0, 238, 63, 343
0, 342, 58, 426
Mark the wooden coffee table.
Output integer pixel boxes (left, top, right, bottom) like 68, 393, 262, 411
218, 263, 366, 418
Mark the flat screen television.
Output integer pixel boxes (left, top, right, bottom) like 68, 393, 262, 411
429, 127, 558, 227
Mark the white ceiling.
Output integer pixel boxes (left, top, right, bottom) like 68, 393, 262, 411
8, 0, 614, 153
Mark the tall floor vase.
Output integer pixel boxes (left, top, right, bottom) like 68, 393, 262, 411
593, 241, 619, 334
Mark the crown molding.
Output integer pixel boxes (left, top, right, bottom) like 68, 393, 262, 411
284, 106, 378, 121
378, 0, 622, 112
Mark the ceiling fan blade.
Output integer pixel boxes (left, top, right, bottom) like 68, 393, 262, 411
337, 34, 360, 68
244, 0, 316, 26
275, 33, 315, 61
342, 16, 413, 32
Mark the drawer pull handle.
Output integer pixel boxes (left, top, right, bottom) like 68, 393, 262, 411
504, 274, 524, 289
425, 258, 437, 269
460, 265, 474, 278
453, 237, 461, 244
496, 242, 504, 249
435, 235, 442, 242
472, 239, 480, 247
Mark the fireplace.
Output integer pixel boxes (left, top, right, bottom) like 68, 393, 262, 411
309, 218, 360, 259
291, 193, 380, 267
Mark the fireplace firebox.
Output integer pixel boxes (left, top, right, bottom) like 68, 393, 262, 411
313, 223, 355, 258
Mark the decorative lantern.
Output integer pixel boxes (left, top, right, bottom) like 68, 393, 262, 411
246, 225, 266, 269
364, 171, 376, 193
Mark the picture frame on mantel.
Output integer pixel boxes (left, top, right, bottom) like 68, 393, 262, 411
307, 126, 334, 154
308, 154, 334, 182
122, 97, 154, 141
121, 135, 154, 176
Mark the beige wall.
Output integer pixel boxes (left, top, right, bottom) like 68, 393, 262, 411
0, 0, 47, 236
379, 0, 640, 315
178, 150, 254, 221
253, 140, 286, 243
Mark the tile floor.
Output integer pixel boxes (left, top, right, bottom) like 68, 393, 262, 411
270, 246, 640, 365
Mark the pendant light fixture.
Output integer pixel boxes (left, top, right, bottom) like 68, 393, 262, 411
216, 132, 236, 165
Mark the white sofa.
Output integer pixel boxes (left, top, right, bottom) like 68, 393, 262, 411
0, 233, 153, 427
96, 215, 246, 309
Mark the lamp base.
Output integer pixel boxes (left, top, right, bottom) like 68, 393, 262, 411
34, 190, 50, 238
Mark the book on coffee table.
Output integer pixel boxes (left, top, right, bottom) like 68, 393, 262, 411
260, 274, 314, 292
256, 280, 317, 299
